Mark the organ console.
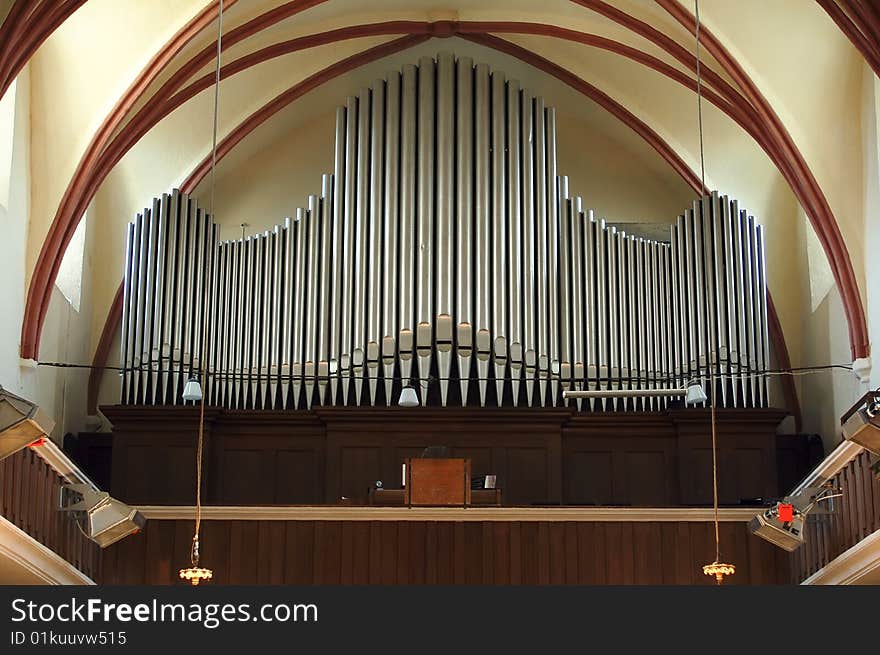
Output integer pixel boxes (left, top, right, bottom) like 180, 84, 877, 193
119, 53, 769, 412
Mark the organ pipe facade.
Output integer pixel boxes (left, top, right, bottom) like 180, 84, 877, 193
120, 54, 770, 410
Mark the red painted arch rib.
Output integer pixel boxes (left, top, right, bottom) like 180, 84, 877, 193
0, 0, 87, 98
818, 0, 880, 77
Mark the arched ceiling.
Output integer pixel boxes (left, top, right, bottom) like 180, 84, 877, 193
2, 0, 878, 425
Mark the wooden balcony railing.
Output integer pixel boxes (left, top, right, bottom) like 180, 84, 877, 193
0, 446, 101, 581
791, 449, 880, 583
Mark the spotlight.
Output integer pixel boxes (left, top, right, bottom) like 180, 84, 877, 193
398, 385, 420, 407
748, 485, 841, 551
182, 378, 203, 402
840, 391, 880, 454
748, 506, 806, 552
60, 484, 145, 548
0, 386, 55, 462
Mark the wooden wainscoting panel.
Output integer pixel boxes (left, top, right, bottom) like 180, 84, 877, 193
100, 405, 803, 508
100, 516, 791, 585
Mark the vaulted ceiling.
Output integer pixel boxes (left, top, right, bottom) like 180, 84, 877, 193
2, 0, 878, 430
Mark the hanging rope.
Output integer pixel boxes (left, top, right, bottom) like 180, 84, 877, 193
190, 0, 224, 573
691, 0, 733, 584
710, 400, 720, 563
694, 0, 707, 194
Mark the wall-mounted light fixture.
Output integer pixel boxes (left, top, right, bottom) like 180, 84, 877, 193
748, 485, 841, 551
59, 483, 145, 548
0, 386, 55, 461
840, 391, 880, 454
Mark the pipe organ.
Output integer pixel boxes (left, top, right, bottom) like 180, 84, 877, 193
120, 53, 769, 411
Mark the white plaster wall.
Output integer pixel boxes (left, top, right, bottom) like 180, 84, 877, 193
0, 66, 96, 442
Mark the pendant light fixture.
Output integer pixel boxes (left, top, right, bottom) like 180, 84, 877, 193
398, 385, 420, 407
179, 0, 224, 587
182, 377, 203, 402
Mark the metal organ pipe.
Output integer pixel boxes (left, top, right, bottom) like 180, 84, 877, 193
121, 55, 771, 412
330, 107, 346, 404
520, 92, 536, 407
398, 64, 417, 399
353, 88, 371, 405
382, 75, 400, 406
455, 57, 474, 406
368, 81, 385, 407
491, 70, 507, 407
474, 63, 492, 406
416, 56, 435, 403
435, 52, 454, 406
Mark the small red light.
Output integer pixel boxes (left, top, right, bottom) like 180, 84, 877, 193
29, 438, 46, 448
778, 503, 794, 522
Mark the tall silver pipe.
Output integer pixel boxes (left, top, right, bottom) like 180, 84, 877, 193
619, 230, 631, 409
455, 57, 474, 406
306, 196, 321, 408
534, 99, 549, 406
520, 91, 536, 406
353, 87, 371, 405
281, 217, 294, 407
206, 219, 219, 404
646, 240, 659, 409
416, 56, 435, 403
143, 200, 160, 404
570, 207, 585, 409
120, 221, 135, 403
367, 80, 385, 406
294, 210, 308, 408
266, 225, 281, 409
398, 64, 417, 394
474, 63, 492, 406
506, 80, 523, 406
757, 224, 770, 405
731, 200, 747, 404
491, 71, 508, 407
330, 106, 346, 405
606, 226, 620, 410
383, 74, 400, 405
239, 236, 252, 409
152, 195, 170, 406
317, 176, 333, 404
744, 214, 758, 405
340, 95, 358, 405
597, 219, 609, 410
557, 194, 572, 406
213, 240, 227, 406
721, 196, 738, 404
436, 52, 455, 406
255, 231, 270, 408
546, 108, 559, 405
587, 215, 599, 411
